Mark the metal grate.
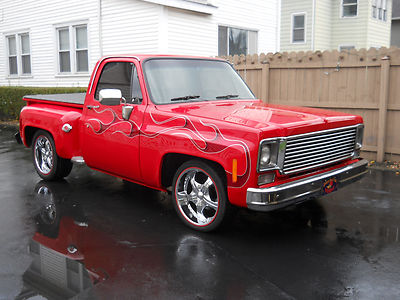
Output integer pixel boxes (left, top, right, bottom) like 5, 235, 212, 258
283, 126, 357, 175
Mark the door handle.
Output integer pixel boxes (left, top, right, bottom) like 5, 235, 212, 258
87, 105, 99, 110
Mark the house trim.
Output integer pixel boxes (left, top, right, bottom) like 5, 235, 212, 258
218, 25, 259, 56
4, 29, 33, 78
338, 44, 356, 52
290, 12, 307, 44
53, 20, 90, 76
140, 0, 217, 15
340, 0, 359, 19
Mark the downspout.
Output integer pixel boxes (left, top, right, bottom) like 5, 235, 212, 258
98, 0, 103, 57
276, 0, 281, 52
311, 0, 316, 51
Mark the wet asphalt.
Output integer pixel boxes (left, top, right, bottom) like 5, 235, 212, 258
0, 124, 399, 300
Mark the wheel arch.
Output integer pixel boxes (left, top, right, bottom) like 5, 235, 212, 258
25, 126, 55, 147
160, 153, 227, 190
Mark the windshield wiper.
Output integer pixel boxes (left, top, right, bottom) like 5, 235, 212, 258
171, 95, 200, 101
215, 94, 239, 99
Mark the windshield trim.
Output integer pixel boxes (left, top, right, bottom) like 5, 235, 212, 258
142, 57, 256, 105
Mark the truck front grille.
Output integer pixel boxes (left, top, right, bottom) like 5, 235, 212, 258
283, 126, 357, 175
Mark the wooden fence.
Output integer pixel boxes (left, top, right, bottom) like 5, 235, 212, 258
221, 47, 400, 162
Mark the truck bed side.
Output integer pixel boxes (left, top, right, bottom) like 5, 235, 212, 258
20, 93, 85, 159
23, 93, 86, 108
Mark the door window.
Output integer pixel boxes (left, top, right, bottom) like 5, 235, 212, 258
95, 62, 132, 101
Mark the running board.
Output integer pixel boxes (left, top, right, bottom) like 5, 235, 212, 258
71, 156, 86, 165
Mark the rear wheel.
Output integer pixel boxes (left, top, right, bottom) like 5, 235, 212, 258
32, 130, 72, 181
172, 160, 228, 232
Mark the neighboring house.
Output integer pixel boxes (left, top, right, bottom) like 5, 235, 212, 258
280, 0, 392, 52
391, 0, 400, 46
0, 0, 279, 87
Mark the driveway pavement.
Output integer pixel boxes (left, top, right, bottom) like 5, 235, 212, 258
1, 125, 399, 300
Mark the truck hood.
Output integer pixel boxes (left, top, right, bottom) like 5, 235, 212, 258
157, 99, 362, 137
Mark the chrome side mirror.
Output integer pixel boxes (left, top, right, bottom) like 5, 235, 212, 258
122, 106, 134, 120
99, 89, 122, 106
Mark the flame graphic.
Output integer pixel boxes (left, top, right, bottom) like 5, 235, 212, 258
86, 107, 251, 188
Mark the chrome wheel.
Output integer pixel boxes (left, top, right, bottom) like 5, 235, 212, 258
36, 186, 57, 224
34, 136, 54, 175
175, 167, 219, 227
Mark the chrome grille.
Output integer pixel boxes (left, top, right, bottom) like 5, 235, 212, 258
283, 126, 357, 174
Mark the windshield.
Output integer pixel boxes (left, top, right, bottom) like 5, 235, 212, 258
143, 58, 255, 104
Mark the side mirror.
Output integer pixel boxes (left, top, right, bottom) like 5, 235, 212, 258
122, 106, 134, 120
99, 89, 122, 106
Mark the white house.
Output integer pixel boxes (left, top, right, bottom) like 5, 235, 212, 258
0, 0, 279, 88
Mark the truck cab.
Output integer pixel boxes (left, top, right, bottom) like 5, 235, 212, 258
17, 55, 368, 231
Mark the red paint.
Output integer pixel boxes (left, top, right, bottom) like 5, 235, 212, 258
19, 55, 364, 208
33, 216, 162, 283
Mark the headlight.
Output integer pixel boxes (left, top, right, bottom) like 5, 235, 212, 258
259, 144, 271, 167
354, 124, 364, 158
258, 138, 286, 172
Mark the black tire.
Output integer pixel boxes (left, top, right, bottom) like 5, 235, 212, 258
172, 160, 228, 232
33, 181, 62, 238
32, 130, 73, 181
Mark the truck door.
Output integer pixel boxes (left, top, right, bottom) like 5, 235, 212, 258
81, 58, 145, 181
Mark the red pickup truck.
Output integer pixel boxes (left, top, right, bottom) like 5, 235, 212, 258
16, 55, 368, 231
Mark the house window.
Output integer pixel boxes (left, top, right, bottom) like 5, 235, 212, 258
6, 33, 31, 76
292, 13, 306, 43
339, 45, 355, 51
342, 0, 358, 17
57, 24, 88, 74
218, 26, 257, 56
372, 0, 387, 21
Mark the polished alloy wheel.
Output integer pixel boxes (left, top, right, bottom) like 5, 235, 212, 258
34, 136, 54, 175
36, 186, 57, 224
175, 168, 219, 226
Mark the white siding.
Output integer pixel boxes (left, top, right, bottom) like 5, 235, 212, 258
367, 0, 392, 48
166, 7, 216, 56
0, 0, 279, 87
280, 0, 313, 52
215, 0, 279, 54
101, 0, 160, 54
330, 0, 369, 50
0, 0, 99, 87
314, 0, 331, 51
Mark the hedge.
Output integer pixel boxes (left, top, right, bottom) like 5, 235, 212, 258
0, 86, 86, 121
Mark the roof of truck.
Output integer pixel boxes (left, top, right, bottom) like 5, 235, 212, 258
98, 54, 227, 62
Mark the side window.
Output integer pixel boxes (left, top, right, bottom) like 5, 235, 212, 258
95, 62, 132, 101
131, 66, 143, 104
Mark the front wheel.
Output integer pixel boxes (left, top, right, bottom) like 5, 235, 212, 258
32, 130, 73, 181
172, 160, 228, 232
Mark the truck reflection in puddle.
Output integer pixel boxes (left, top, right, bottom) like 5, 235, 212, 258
17, 179, 333, 299
17, 181, 104, 299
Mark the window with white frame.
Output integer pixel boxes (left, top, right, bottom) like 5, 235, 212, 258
6, 33, 31, 76
342, 0, 358, 17
372, 0, 387, 21
292, 13, 306, 43
57, 24, 88, 74
339, 45, 355, 52
218, 26, 257, 56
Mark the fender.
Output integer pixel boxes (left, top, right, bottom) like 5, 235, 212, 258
139, 108, 261, 207
20, 105, 82, 159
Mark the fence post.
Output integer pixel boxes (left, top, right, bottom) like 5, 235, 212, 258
261, 63, 269, 103
377, 56, 390, 162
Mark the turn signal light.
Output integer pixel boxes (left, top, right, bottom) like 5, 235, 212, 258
258, 173, 275, 185
232, 159, 238, 183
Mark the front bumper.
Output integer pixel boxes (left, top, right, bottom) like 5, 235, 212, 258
246, 159, 368, 212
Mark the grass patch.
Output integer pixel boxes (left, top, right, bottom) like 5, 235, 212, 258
0, 86, 86, 121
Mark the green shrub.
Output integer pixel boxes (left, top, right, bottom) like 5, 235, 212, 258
0, 86, 86, 121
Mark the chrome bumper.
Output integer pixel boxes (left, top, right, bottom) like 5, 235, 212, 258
246, 159, 368, 212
